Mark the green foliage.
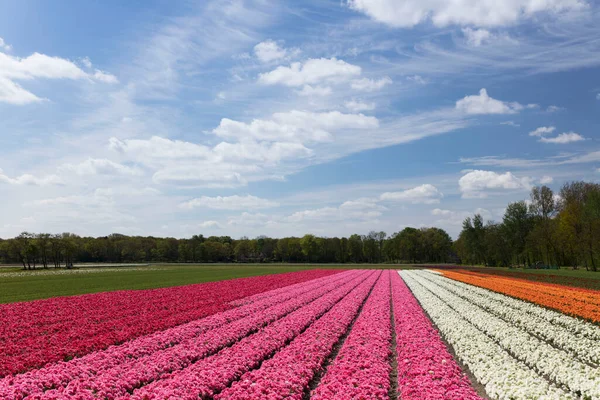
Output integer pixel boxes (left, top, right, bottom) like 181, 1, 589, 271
456, 181, 600, 270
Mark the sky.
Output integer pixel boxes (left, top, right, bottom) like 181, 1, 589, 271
0, 0, 599, 240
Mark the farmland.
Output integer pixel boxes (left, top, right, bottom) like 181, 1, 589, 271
1, 267, 599, 399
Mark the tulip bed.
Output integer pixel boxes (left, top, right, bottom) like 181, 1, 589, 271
439, 269, 600, 323
2, 268, 598, 400
0, 269, 339, 378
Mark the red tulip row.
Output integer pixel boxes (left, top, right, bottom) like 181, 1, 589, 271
18, 271, 368, 399
0, 269, 340, 377
130, 271, 380, 399
215, 272, 385, 400
311, 270, 392, 400
0, 270, 355, 399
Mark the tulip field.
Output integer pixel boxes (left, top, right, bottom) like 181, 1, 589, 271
1, 268, 599, 399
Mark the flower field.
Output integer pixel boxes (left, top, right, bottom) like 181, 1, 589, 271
1, 268, 599, 399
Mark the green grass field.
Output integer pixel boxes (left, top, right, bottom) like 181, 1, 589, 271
1, 263, 598, 304
1, 264, 407, 304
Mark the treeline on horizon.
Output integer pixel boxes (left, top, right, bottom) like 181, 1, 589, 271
1, 180, 598, 271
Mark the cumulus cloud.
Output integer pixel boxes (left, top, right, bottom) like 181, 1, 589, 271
346, 0, 586, 28
462, 28, 492, 46
212, 110, 378, 143
254, 40, 289, 63
258, 58, 361, 87
287, 198, 385, 223
344, 99, 376, 112
529, 126, 556, 136
379, 184, 443, 204
0, 168, 63, 186
0, 37, 12, 51
539, 131, 585, 143
179, 195, 279, 210
547, 105, 564, 112
92, 70, 119, 84
296, 85, 332, 97
540, 175, 554, 184
456, 89, 524, 115
0, 50, 118, 104
431, 207, 493, 225
227, 212, 272, 227
459, 170, 531, 198
0, 76, 44, 104
199, 220, 222, 229
351, 76, 392, 91
59, 158, 142, 176
406, 75, 427, 84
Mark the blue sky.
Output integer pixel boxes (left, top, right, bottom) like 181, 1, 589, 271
1, 0, 599, 239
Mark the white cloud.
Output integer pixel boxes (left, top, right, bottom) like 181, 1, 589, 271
431, 207, 493, 225
459, 170, 532, 198
347, 0, 586, 28
0, 37, 11, 51
462, 28, 492, 46
0, 168, 63, 186
286, 198, 385, 223
296, 85, 332, 97
501, 121, 520, 127
93, 70, 119, 84
529, 126, 556, 136
212, 110, 379, 143
0, 76, 44, 104
199, 220, 222, 229
254, 40, 288, 63
59, 158, 142, 176
351, 76, 392, 91
344, 99, 376, 112
259, 58, 361, 87
547, 105, 563, 112
379, 184, 443, 204
406, 75, 427, 84
540, 175, 554, 184
179, 195, 279, 210
456, 89, 524, 115
81, 57, 93, 68
227, 212, 272, 227
539, 131, 585, 143
0, 50, 118, 104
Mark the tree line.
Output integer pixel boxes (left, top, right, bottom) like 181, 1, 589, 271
0, 227, 454, 268
2, 180, 598, 270
456, 181, 600, 271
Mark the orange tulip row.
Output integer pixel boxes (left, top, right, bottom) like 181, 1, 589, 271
437, 269, 600, 324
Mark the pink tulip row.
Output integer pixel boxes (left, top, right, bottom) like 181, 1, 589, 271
391, 272, 482, 400
216, 271, 386, 400
0, 270, 356, 400
134, 270, 381, 400
0, 269, 339, 377
311, 270, 392, 400
26, 271, 369, 399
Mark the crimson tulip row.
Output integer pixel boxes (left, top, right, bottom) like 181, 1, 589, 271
310, 270, 392, 400
0, 269, 339, 377
130, 271, 380, 399
27, 271, 370, 399
0, 270, 356, 399
216, 272, 385, 400
392, 272, 482, 400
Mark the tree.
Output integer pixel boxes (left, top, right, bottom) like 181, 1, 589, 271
502, 201, 533, 267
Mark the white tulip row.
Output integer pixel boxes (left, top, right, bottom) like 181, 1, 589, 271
422, 269, 600, 342
423, 271, 600, 367
404, 270, 600, 399
399, 271, 573, 400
